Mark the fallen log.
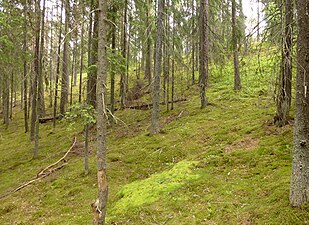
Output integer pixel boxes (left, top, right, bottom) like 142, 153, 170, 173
115, 98, 187, 111
39, 115, 60, 123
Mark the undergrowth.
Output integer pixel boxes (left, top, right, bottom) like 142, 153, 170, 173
0, 49, 308, 224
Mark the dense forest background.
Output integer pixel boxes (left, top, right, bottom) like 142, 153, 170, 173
0, 0, 308, 224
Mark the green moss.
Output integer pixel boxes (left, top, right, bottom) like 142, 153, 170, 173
110, 160, 200, 215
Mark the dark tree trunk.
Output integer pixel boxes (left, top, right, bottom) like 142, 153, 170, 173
31, 0, 41, 141
120, 0, 128, 109
150, 0, 164, 134
60, 0, 70, 115
79, 4, 85, 103
2, 73, 10, 129
199, 0, 209, 109
33, 0, 41, 158
88, 5, 98, 109
289, 0, 309, 207
232, 0, 241, 90
53, 1, 63, 128
23, 3, 28, 133
275, 0, 293, 127
38, 0, 46, 118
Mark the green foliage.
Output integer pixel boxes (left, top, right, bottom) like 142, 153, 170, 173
64, 103, 96, 129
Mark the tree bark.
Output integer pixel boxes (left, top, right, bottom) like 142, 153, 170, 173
94, 0, 108, 223
289, 0, 309, 207
232, 0, 241, 90
79, 3, 85, 103
60, 0, 70, 115
275, 0, 293, 127
120, 0, 128, 109
150, 0, 164, 134
110, 6, 116, 114
38, 0, 46, 118
144, 0, 152, 84
199, 0, 209, 109
23, 3, 28, 133
53, 1, 63, 128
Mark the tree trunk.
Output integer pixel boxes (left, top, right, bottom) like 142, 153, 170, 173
88, 5, 98, 109
38, 0, 46, 118
289, 0, 309, 207
60, 0, 70, 115
275, 0, 293, 127
144, 0, 152, 84
110, 7, 116, 114
199, 0, 208, 109
120, 0, 128, 109
33, 0, 41, 157
23, 3, 28, 133
232, 0, 241, 90
31, 0, 41, 141
79, 4, 85, 103
94, 0, 108, 223
150, 0, 164, 134
53, 1, 63, 128
2, 73, 10, 129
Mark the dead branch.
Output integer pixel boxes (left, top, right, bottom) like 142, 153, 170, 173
0, 137, 76, 199
37, 137, 77, 177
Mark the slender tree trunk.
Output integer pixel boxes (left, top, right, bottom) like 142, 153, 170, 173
257, 0, 260, 41
94, 0, 108, 223
23, 4, 28, 133
49, 7, 54, 108
31, 0, 41, 141
38, 0, 46, 117
60, 0, 70, 115
145, 0, 152, 84
79, 4, 85, 103
199, 0, 209, 109
3, 73, 10, 129
192, 0, 195, 85
289, 0, 309, 207
150, 0, 164, 134
232, 0, 241, 90
120, 0, 128, 109
275, 0, 293, 127
110, 7, 116, 114
53, 1, 63, 128
33, 0, 41, 157
88, 6, 98, 108
10, 72, 13, 119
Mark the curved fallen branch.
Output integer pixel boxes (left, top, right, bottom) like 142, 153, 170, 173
0, 137, 77, 199
37, 137, 77, 177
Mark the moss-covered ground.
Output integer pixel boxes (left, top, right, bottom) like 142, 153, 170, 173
1, 50, 309, 224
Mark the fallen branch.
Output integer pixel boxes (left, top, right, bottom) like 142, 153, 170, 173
115, 98, 187, 111
13, 163, 67, 193
37, 137, 77, 177
0, 137, 76, 199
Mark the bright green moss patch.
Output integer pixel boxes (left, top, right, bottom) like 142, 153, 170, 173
111, 160, 200, 215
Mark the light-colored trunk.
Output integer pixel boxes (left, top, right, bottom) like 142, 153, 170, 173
94, 0, 108, 223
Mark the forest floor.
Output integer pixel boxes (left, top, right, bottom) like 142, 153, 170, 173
1, 52, 309, 224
